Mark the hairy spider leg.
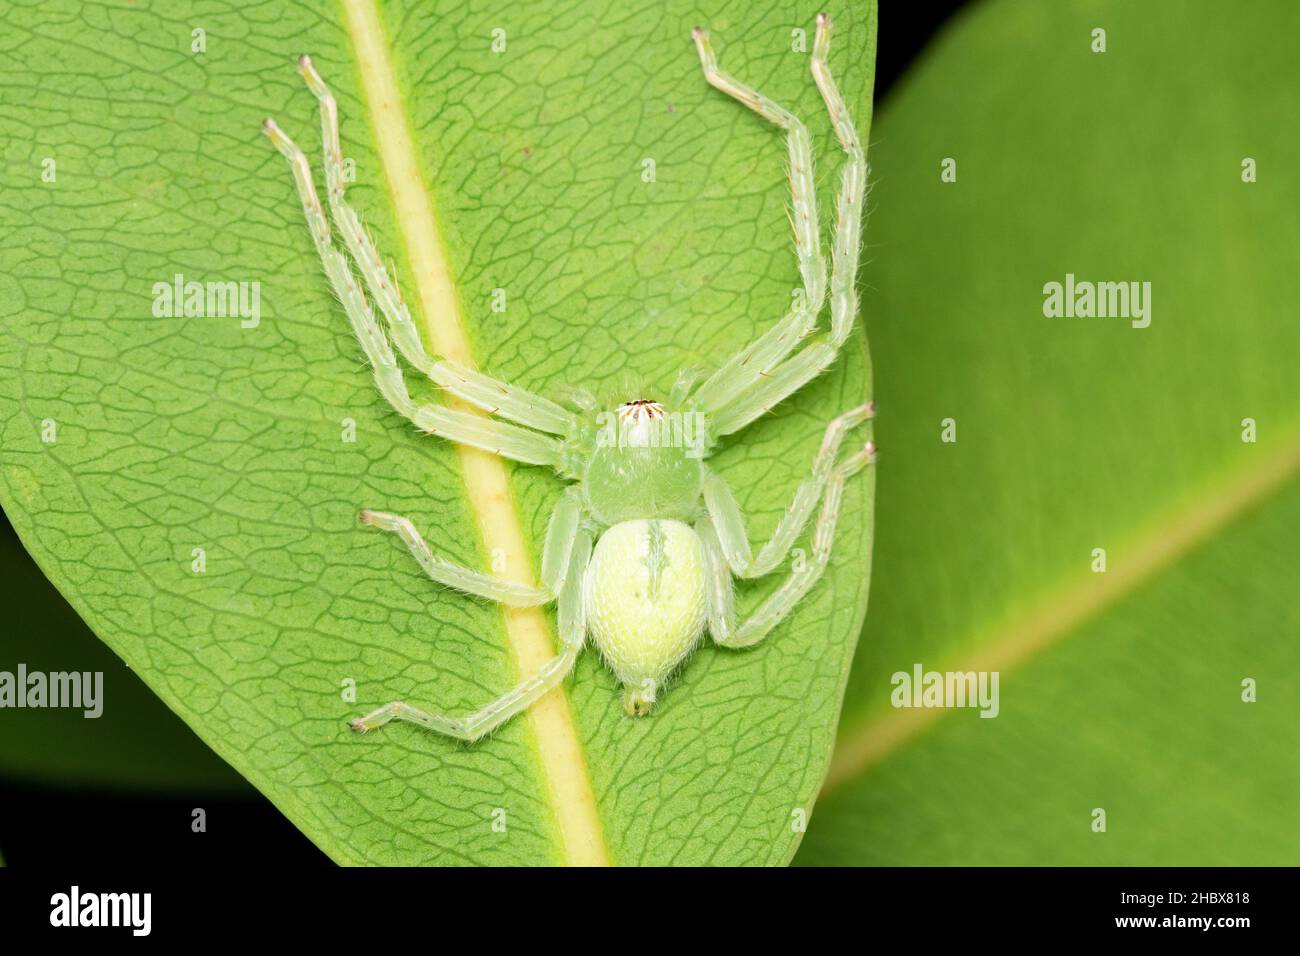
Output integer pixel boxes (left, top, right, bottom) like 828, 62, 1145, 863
358, 488, 583, 607
687, 28, 828, 416
701, 401, 874, 580
351, 531, 593, 741
295, 56, 578, 438
697, 16, 869, 438
699, 436, 876, 648
262, 117, 564, 468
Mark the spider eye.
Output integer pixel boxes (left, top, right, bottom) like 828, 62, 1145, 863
617, 399, 664, 422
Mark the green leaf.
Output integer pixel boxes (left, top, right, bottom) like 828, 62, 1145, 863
0, 0, 877, 865
797, 0, 1299, 865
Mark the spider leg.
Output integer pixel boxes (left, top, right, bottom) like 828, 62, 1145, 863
708, 339, 840, 437
702, 402, 874, 579
263, 118, 564, 468
359, 488, 582, 606
696, 515, 736, 642
295, 57, 577, 438
701, 16, 869, 438
351, 531, 592, 741
810, 14, 868, 349
706, 440, 875, 649
687, 28, 827, 415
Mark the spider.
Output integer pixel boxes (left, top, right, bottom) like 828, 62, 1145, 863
262, 14, 874, 741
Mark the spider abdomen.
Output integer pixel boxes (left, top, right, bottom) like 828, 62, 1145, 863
583, 519, 707, 717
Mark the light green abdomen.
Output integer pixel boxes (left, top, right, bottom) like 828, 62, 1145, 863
583, 519, 707, 689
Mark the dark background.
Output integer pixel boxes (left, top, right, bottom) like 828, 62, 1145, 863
0, 1, 967, 868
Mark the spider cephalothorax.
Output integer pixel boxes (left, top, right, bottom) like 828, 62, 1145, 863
264, 14, 874, 740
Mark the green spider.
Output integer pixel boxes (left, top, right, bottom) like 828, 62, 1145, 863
262, 14, 874, 741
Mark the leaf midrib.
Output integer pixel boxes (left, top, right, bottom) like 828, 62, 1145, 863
825, 425, 1300, 795
339, 0, 609, 866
